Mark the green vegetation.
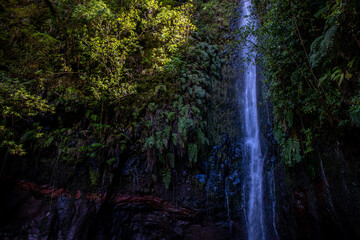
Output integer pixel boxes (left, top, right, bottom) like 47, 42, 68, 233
253, 0, 360, 165
6, 0, 357, 185
0, 0, 236, 188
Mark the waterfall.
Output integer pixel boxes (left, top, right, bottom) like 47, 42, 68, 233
238, 1, 266, 239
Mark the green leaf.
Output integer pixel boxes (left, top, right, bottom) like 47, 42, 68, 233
44, 136, 54, 147
161, 168, 171, 189
168, 153, 175, 168
188, 143, 198, 164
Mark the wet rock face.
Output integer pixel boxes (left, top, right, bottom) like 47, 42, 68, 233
0, 179, 242, 240
2, 134, 359, 240
275, 133, 360, 240
0, 132, 249, 240
0, 181, 185, 239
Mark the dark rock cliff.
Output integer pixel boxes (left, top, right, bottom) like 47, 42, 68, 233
0, 175, 245, 240
0, 143, 247, 240
275, 131, 360, 240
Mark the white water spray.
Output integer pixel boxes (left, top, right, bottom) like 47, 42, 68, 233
239, 1, 265, 239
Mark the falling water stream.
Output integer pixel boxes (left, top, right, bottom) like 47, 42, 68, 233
239, 1, 266, 239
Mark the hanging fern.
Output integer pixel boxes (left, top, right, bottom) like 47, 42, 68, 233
283, 137, 302, 166
310, 25, 338, 67
167, 153, 175, 168
310, 36, 323, 58
188, 143, 198, 165
161, 168, 171, 189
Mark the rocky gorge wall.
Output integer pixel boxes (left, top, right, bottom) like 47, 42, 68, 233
0, 175, 246, 240
274, 131, 360, 240
1, 87, 360, 240
0, 141, 248, 240
255, 61, 360, 240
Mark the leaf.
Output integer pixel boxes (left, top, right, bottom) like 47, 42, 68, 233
154, 84, 167, 96
106, 157, 116, 165
338, 73, 344, 86
188, 143, 198, 164
283, 137, 302, 166
172, 133, 178, 144
167, 111, 176, 121
161, 168, 171, 189
144, 136, 155, 149
310, 25, 338, 67
44, 136, 54, 147
148, 103, 157, 112
21, 130, 35, 141
91, 114, 98, 122
314, 6, 327, 18
89, 168, 99, 186
167, 153, 175, 168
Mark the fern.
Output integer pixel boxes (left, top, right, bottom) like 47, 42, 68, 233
350, 109, 360, 125
167, 153, 175, 168
197, 128, 209, 145
178, 117, 194, 141
199, 49, 210, 61
310, 25, 338, 67
89, 168, 99, 185
172, 133, 178, 144
144, 136, 155, 149
350, 95, 360, 125
321, 25, 337, 52
178, 117, 188, 139
273, 124, 286, 147
285, 110, 293, 128
166, 111, 176, 121
310, 36, 323, 57
188, 143, 198, 164
194, 85, 206, 98
161, 168, 171, 189
283, 137, 302, 166
302, 129, 314, 154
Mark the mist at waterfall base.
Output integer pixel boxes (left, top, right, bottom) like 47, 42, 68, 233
236, 1, 278, 239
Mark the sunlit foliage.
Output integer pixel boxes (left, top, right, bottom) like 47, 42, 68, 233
0, 0, 234, 188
